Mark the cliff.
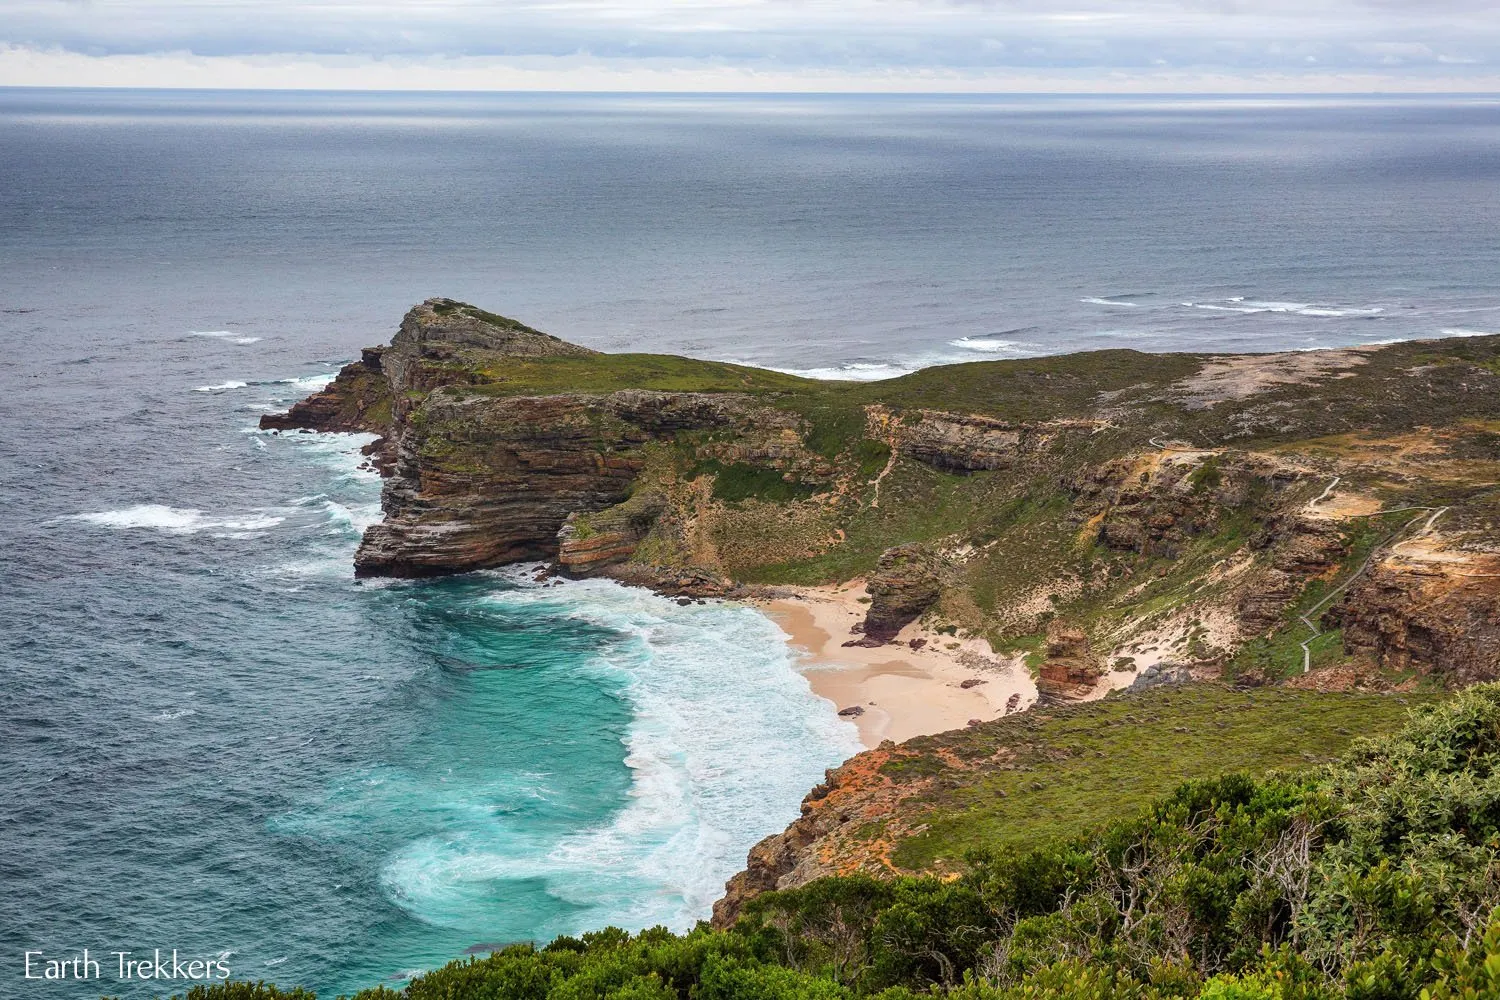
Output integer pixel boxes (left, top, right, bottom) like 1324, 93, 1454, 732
266, 300, 1500, 915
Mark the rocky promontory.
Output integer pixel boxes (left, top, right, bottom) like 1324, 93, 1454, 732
268, 299, 1500, 913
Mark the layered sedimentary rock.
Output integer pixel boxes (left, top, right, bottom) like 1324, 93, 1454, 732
1036, 619, 1102, 696
1325, 553, 1500, 685
355, 390, 752, 578
259, 356, 392, 436
556, 493, 667, 576
896, 411, 1026, 472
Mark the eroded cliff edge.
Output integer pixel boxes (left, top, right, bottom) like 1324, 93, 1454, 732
268, 298, 1500, 915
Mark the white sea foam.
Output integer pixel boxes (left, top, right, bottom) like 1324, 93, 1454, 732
1080, 296, 1139, 307
190, 330, 262, 345
284, 373, 336, 392
255, 429, 380, 484
194, 373, 332, 395
319, 498, 382, 536
248, 432, 383, 579
380, 576, 860, 933
1183, 297, 1384, 318
62, 504, 285, 535
948, 336, 1036, 353
769, 361, 919, 381
1440, 328, 1500, 338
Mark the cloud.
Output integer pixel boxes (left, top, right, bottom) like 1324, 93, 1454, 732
0, 0, 1496, 90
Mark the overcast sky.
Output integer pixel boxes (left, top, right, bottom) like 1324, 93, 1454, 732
2, 0, 1499, 91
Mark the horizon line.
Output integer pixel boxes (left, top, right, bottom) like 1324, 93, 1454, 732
4, 84, 1500, 98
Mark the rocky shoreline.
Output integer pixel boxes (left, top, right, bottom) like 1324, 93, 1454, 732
266, 297, 1500, 918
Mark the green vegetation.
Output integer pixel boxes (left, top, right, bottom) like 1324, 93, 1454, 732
843, 351, 1203, 423
694, 460, 818, 503
854, 440, 893, 479
137, 686, 1500, 1000
883, 686, 1425, 871
431, 299, 552, 337
472, 353, 833, 397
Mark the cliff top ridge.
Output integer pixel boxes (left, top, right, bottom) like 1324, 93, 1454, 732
392, 297, 600, 359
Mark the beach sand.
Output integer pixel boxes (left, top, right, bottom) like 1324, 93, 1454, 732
752, 581, 1038, 748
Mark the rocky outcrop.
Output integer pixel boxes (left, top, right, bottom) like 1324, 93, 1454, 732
1036, 619, 1102, 697
1325, 555, 1500, 686
713, 744, 917, 927
860, 544, 942, 642
354, 390, 754, 578
603, 563, 738, 598
391, 298, 598, 360
259, 356, 392, 436
556, 493, 667, 576
1079, 453, 1292, 560
896, 411, 1025, 472
1236, 516, 1348, 635
1129, 661, 1193, 691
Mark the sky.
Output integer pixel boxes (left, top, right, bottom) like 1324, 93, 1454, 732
2, 0, 1499, 92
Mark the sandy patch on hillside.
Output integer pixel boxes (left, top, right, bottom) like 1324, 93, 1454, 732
1173, 349, 1371, 409
1304, 490, 1386, 520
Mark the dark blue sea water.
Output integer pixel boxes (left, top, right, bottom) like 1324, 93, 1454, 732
3, 90, 1500, 998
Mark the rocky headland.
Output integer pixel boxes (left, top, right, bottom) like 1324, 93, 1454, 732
267, 298, 1500, 917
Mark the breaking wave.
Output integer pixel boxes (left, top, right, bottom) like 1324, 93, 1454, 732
372, 576, 860, 935
948, 336, 1037, 353
190, 330, 262, 345
60, 504, 285, 535
1182, 297, 1384, 318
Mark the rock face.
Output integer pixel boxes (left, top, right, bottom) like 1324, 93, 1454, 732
355, 390, 750, 578
1077, 453, 1292, 561
1036, 620, 1102, 697
556, 493, 667, 576
1325, 557, 1500, 686
713, 745, 914, 928
896, 411, 1026, 472
258, 356, 392, 436
860, 544, 942, 642
257, 298, 795, 583
390, 298, 598, 360
1232, 514, 1349, 636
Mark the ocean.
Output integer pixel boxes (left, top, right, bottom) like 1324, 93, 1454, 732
2, 89, 1499, 997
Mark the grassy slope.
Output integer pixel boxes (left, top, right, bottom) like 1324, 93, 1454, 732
881, 685, 1428, 870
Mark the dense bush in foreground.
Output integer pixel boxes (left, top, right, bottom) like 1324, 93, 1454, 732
142, 685, 1500, 1000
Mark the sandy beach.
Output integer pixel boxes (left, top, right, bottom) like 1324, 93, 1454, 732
752, 581, 1038, 748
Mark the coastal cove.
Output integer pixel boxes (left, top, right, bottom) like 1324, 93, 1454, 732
263, 294, 1500, 937
2, 390, 868, 999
